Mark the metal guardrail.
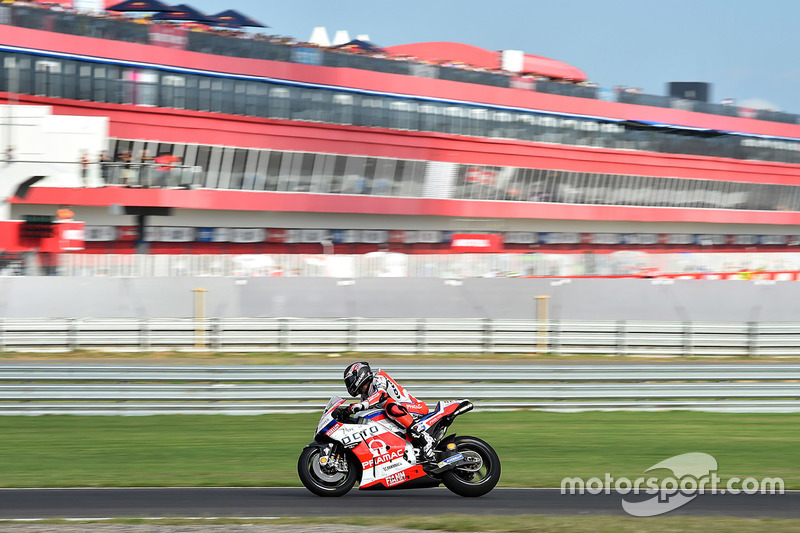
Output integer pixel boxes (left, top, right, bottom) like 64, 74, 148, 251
2, 318, 800, 356
2, 364, 800, 414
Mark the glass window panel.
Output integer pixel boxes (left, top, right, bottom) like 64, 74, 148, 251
244, 82, 260, 116
294, 152, 315, 191
162, 75, 185, 109
518, 168, 535, 201
203, 146, 223, 188
228, 148, 248, 189
261, 151, 280, 191
269, 86, 290, 119
241, 149, 260, 190
78, 65, 92, 100
468, 108, 487, 137
213, 147, 234, 189
385, 159, 405, 196
543, 170, 561, 202
276, 151, 295, 191
396, 159, 418, 197
332, 93, 354, 125
250, 150, 268, 190
15, 55, 32, 95
593, 173, 612, 205
309, 153, 330, 193
184, 75, 198, 110
329, 155, 348, 194
209, 79, 223, 112
342, 156, 367, 194
92, 66, 106, 102
233, 81, 247, 115
419, 103, 440, 132
389, 100, 416, 130
35, 59, 60, 97
137, 69, 158, 107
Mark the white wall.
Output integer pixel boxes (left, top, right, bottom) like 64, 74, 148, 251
0, 105, 108, 219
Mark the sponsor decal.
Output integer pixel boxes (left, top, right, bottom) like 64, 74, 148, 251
341, 425, 379, 446
362, 449, 404, 469
437, 453, 464, 468
382, 461, 404, 473
386, 472, 407, 486
450, 234, 502, 253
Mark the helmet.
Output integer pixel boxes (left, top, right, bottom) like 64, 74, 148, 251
344, 361, 373, 397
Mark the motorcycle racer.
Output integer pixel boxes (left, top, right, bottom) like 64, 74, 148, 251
343, 361, 436, 461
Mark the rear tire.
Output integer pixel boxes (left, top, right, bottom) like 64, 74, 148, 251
441, 436, 501, 497
297, 446, 358, 497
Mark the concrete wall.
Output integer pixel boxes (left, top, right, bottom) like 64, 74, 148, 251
0, 277, 798, 322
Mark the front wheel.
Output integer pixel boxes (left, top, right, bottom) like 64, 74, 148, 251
441, 436, 501, 497
297, 445, 358, 497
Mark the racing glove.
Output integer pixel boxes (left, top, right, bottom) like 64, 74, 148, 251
348, 402, 365, 413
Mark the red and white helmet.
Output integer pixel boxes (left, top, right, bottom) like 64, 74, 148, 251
343, 361, 373, 397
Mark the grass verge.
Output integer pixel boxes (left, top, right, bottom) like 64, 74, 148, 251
0, 411, 797, 489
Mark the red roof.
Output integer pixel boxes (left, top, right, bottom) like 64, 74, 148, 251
384, 41, 586, 81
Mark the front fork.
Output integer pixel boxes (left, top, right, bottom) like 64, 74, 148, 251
309, 441, 348, 474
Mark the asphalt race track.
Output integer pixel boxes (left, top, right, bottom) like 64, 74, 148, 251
1, 488, 799, 520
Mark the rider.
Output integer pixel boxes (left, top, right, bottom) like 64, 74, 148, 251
343, 361, 436, 461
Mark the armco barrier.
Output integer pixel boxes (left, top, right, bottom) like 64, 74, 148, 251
1, 318, 800, 356
2, 364, 800, 415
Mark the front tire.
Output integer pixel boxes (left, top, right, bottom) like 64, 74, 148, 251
297, 446, 358, 497
441, 436, 501, 497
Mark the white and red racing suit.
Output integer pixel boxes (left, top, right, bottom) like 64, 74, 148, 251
353, 369, 429, 431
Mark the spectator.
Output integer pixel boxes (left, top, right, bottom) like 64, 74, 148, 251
79, 151, 90, 187
98, 150, 111, 186
154, 152, 181, 187
118, 151, 134, 187
5, 145, 14, 165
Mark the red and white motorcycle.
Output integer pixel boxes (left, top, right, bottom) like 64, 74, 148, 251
298, 396, 501, 497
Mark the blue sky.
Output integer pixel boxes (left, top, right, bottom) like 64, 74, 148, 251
185, 0, 799, 114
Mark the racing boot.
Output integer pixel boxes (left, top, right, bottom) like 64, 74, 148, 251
409, 428, 436, 462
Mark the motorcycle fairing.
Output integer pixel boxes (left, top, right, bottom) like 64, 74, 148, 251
411, 400, 464, 433
351, 430, 428, 489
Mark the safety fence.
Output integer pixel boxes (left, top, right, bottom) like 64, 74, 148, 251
1, 363, 799, 415
1, 318, 800, 357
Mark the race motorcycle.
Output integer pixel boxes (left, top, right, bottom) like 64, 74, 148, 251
298, 396, 501, 497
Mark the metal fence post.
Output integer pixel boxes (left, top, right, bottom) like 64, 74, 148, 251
349, 317, 359, 352
140, 318, 150, 352
617, 320, 627, 357
279, 318, 289, 353
211, 318, 221, 352
192, 288, 207, 350
68, 318, 78, 351
550, 319, 560, 355
748, 321, 758, 357
535, 295, 550, 355
417, 318, 427, 355
0, 318, 4, 352
484, 318, 493, 354
684, 322, 693, 357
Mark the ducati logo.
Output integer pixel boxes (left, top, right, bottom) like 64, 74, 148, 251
362, 439, 404, 468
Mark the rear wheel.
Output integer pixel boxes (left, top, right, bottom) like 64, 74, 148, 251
297, 446, 358, 497
441, 436, 501, 497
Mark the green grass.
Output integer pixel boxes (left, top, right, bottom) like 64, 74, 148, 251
0, 411, 798, 489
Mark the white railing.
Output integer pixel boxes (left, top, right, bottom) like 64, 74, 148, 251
2, 363, 799, 415
1, 318, 799, 356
